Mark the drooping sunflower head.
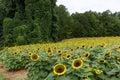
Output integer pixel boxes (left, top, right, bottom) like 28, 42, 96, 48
98, 59, 106, 63
30, 53, 40, 61
84, 52, 90, 58
53, 64, 67, 76
72, 58, 83, 69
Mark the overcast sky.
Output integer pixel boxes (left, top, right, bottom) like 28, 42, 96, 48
56, 0, 120, 13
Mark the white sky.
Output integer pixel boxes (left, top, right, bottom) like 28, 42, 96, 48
56, 0, 120, 13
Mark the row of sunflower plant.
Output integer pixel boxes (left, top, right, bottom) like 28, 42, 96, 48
0, 37, 120, 80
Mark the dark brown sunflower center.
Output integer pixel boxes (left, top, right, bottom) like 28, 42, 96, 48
100, 60, 104, 62
32, 55, 38, 59
48, 49, 51, 53
67, 55, 70, 58
85, 54, 89, 57
56, 67, 64, 73
74, 61, 81, 67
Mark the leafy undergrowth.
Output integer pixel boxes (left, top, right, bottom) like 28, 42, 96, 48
0, 37, 120, 80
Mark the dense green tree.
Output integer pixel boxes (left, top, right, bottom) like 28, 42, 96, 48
1, 0, 120, 47
55, 5, 73, 40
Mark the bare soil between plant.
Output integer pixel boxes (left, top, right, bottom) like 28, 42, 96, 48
0, 62, 27, 80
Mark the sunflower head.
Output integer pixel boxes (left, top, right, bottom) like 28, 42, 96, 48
70, 48, 74, 52
57, 50, 62, 55
117, 46, 120, 51
98, 59, 106, 63
84, 52, 90, 58
72, 58, 83, 69
11, 52, 18, 56
53, 64, 67, 76
28, 52, 33, 56
100, 43, 107, 48
47, 52, 53, 57
66, 54, 72, 60
46, 48, 52, 53
81, 44, 86, 48
30, 53, 40, 61
89, 46, 94, 49
105, 50, 111, 58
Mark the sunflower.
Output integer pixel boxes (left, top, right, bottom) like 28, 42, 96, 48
84, 52, 90, 58
57, 50, 62, 55
47, 52, 53, 57
11, 52, 18, 56
105, 50, 111, 58
30, 53, 40, 61
81, 44, 86, 48
89, 46, 94, 49
70, 48, 74, 52
100, 43, 107, 48
28, 52, 33, 56
72, 58, 83, 69
66, 54, 72, 60
46, 48, 52, 53
117, 46, 120, 51
53, 64, 67, 76
98, 59, 106, 63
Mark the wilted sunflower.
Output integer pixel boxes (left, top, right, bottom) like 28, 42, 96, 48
84, 52, 90, 58
53, 64, 67, 76
98, 59, 106, 63
30, 53, 40, 61
72, 58, 83, 69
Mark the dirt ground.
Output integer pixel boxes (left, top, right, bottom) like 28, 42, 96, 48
0, 62, 27, 80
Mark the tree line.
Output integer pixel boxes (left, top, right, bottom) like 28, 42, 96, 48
0, 0, 120, 48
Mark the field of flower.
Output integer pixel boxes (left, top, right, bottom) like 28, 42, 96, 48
0, 37, 120, 80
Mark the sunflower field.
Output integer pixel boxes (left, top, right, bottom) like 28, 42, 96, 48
0, 37, 120, 80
